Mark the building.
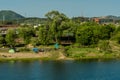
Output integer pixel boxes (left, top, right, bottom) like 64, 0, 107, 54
93, 17, 115, 24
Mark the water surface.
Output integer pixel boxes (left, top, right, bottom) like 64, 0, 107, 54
0, 60, 120, 80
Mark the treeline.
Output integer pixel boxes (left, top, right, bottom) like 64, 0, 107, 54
0, 18, 47, 25
0, 10, 120, 49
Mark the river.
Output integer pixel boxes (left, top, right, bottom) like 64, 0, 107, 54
0, 60, 120, 80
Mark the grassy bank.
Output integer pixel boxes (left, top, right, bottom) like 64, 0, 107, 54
1, 41, 120, 62
64, 47, 120, 60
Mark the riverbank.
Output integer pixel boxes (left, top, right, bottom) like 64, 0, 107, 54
0, 43, 120, 61
0, 51, 74, 61
0, 52, 120, 62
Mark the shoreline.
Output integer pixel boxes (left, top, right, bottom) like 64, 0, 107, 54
0, 52, 74, 61
0, 52, 120, 62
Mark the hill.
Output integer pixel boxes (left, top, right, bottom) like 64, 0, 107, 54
19, 17, 47, 24
0, 10, 25, 21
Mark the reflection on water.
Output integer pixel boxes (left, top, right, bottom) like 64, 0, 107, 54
0, 60, 120, 80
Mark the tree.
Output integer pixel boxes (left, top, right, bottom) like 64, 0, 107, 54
31, 37, 39, 47
18, 27, 34, 46
37, 25, 51, 45
99, 25, 115, 40
111, 26, 120, 43
5, 29, 17, 47
45, 10, 69, 43
0, 34, 4, 47
76, 23, 101, 46
60, 20, 78, 36
76, 26, 93, 46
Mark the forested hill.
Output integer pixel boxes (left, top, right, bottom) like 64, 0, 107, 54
19, 17, 47, 24
0, 10, 25, 21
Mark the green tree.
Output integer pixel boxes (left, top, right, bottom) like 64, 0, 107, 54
76, 23, 101, 46
76, 26, 93, 46
0, 34, 4, 47
45, 10, 69, 43
112, 32, 120, 44
5, 29, 17, 47
37, 25, 51, 45
60, 20, 78, 37
31, 37, 39, 47
18, 27, 34, 46
99, 25, 115, 40
111, 26, 120, 43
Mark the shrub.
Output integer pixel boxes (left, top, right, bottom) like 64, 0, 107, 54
98, 40, 112, 53
18, 47, 31, 52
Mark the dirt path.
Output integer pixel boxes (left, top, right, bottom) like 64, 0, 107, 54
0, 51, 73, 60
0, 52, 47, 59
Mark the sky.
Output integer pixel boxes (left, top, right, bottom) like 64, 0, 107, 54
0, 0, 120, 18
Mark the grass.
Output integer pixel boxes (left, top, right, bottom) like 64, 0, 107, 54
1, 41, 120, 61
66, 47, 99, 57
65, 45, 120, 60
0, 57, 55, 62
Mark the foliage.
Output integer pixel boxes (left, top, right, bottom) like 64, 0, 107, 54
98, 40, 112, 53
5, 29, 17, 47
72, 17, 90, 23
0, 34, 4, 47
112, 32, 120, 44
31, 37, 39, 47
61, 20, 78, 37
76, 24, 100, 46
19, 17, 47, 25
64, 47, 99, 58
18, 47, 30, 52
37, 25, 52, 45
45, 10, 69, 42
99, 25, 115, 40
0, 10, 118, 56
18, 27, 34, 45
111, 26, 120, 44
114, 26, 120, 33
76, 23, 115, 46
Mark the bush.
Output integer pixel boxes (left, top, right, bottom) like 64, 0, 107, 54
111, 32, 120, 44
98, 40, 112, 53
18, 47, 31, 52
76, 25, 100, 46
64, 46, 71, 57
99, 25, 115, 40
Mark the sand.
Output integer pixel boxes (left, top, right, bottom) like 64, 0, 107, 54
0, 52, 47, 59
0, 51, 73, 60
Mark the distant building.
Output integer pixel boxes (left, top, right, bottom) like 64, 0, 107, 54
92, 17, 115, 24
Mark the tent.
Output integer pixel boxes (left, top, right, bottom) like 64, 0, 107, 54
9, 49, 15, 53
54, 43, 59, 49
32, 48, 39, 53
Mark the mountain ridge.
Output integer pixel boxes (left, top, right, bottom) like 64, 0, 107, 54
0, 10, 25, 21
